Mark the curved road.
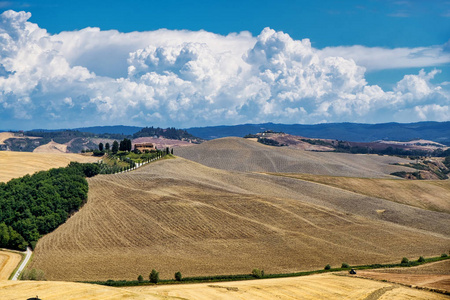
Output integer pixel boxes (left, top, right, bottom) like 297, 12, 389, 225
11, 247, 32, 280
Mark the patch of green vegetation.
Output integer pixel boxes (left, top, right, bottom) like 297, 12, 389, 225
0, 162, 99, 250
85, 255, 450, 287
301, 139, 332, 146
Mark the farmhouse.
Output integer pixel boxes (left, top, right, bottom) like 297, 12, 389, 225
134, 142, 156, 152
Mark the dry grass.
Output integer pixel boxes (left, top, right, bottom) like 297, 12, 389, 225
0, 132, 14, 144
0, 274, 446, 299
0, 151, 99, 183
269, 173, 450, 213
33, 140, 68, 153
0, 281, 155, 300
30, 157, 450, 281
0, 250, 22, 280
175, 137, 415, 178
125, 273, 448, 300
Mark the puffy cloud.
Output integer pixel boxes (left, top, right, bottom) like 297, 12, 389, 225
320, 44, 450, 71
0, 10, 448, 130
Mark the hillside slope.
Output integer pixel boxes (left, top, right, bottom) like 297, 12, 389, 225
0, 151, 99, 183
30, 158, 449, 281
175, 137, 415, 178
271, 173, 450, 213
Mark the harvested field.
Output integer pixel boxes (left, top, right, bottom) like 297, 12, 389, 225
354, 260, 450, 293
0, 281, 154, 300
1, 274, 446, 300
270, 173, 450, 213
0, 151, 99, 183
125, 273, 447, 300
33, 140, 68, 153
0, 132, 14, 144
30, 157, 450, 281
0, 250, 22, 280
175, 137, 415, 178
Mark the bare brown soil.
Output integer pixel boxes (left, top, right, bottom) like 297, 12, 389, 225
30, 157, 450, 281
354, 260, 450, 293
175, 137, 415, 177
0, 250, 22, 280
0, 151, 99, 183
269, 173, 450, 213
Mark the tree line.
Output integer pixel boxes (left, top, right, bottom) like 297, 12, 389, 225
0, 162, 99, 250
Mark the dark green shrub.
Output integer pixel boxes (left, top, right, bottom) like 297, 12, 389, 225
418, 256, 425, 262
341, 263, 350, 268
441, 253, 448, 258
175, 271, 182, 281
149, 269, 159, 284
324, 264, 331, 270
252, 268, 263, 278
401, 257, 409, 264
137, 275, 143, 282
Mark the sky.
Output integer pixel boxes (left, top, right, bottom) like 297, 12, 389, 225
0, 0, 449, 130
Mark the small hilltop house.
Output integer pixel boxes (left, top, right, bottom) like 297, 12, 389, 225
134, 142, 156, 152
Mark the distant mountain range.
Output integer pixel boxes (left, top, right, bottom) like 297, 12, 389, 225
185, 121, 450, 145
4, 121, 446, 145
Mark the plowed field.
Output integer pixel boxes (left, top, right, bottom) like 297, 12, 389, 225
30, 157, 450, 281
270, 173, 450, 213
175, 137, 415, 178
355, 260, 450, 292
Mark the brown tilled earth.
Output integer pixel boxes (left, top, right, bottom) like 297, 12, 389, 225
270, 173, 450, 213
353, 260, 450, 293
30, 156, 450, 281
0, 151, 99, 183
175, 137, 416, 177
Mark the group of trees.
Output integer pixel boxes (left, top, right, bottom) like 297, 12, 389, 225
137, 270, 182, 283
0, 162, 99, 250
96, 138, 131, 155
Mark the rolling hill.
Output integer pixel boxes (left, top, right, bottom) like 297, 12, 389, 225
0, 151, 99, 183
30, 156, 450, 281
185, 121, 450, 144
175, 137, 415, 178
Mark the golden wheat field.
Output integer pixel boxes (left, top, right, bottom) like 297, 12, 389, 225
0, 274, 447, 300
175, 137, 416, 177
0, 151, 99, 183
126, 273, 449, 300
30, 157, 450, 281
0, 250, 22, 280
270, 173, 450, 213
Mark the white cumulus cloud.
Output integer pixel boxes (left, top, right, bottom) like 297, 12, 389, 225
0, 10, 448, 129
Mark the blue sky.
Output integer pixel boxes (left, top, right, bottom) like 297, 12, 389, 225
0, 0, 449, 129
